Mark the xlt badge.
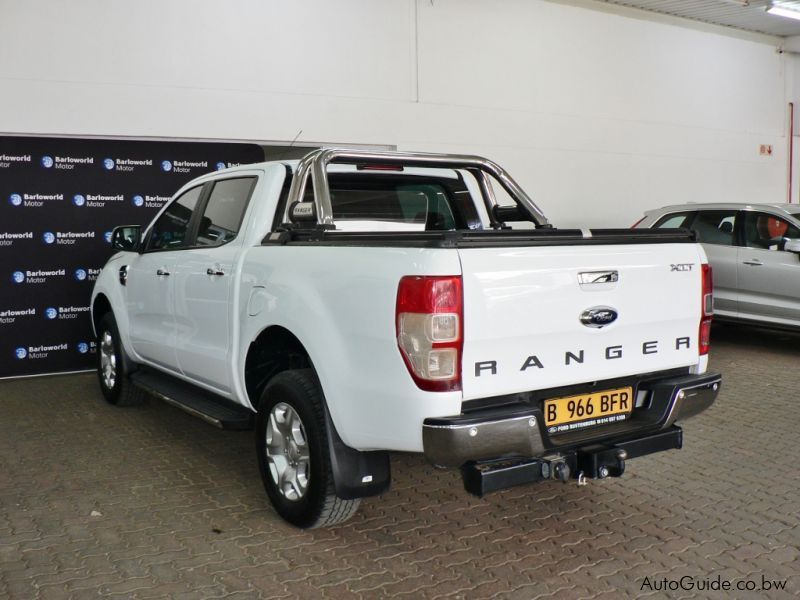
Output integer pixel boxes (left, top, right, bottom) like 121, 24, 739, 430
670, 263, 694, 272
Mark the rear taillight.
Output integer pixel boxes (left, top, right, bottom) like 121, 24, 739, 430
700, 263, 713, 355
396, 275, 463, 392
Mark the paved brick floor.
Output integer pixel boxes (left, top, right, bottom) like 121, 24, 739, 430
0, 323, 798, 599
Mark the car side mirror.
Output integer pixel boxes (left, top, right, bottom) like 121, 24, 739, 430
111, 225, 142, 252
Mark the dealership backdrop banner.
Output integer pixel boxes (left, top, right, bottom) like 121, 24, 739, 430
0, 136, 264, 378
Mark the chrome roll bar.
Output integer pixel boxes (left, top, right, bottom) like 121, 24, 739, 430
284, 148, 549, 228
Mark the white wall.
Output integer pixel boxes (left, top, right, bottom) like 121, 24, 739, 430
0, 0, 794, 226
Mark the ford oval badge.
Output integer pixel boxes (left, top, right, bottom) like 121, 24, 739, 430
580, 306, 618, 328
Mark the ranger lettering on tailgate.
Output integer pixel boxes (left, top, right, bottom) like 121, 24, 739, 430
474, 336, 692, 376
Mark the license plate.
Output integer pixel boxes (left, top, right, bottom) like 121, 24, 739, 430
544, 386, 633, 434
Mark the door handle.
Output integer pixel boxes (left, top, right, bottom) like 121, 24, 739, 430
742, 259, 763, 266
156, 268, 171, 276
206, 267, 225, 276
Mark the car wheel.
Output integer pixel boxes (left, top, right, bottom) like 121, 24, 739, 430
96, 313, 145, 406
256, 369, 360, 528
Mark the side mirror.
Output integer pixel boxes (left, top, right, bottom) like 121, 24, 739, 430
783, 239, 800, 254
111, 225, 142, 252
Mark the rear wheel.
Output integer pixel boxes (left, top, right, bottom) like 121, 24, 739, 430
96, 313, 145, 406
256, 369, 360, 528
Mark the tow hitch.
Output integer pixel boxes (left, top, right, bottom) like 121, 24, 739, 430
460, 426, 682, 497
576, 447, 627, 480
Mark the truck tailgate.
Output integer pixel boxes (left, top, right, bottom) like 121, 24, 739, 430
459, 242, 704, 401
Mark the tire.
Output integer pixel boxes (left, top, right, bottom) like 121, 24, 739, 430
96, 312, 145, 406
256, 369, 360, 528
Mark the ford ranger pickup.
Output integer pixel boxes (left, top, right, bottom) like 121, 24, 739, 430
91, 149, 721, 528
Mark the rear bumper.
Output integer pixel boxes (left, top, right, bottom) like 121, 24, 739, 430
422, 371, 720, 468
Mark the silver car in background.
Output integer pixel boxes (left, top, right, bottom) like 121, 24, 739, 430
636, 203, 800, 329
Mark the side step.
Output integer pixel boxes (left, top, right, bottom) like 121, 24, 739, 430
130, 369, 254, 430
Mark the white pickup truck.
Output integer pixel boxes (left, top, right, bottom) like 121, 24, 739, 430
91, 149, 720, 528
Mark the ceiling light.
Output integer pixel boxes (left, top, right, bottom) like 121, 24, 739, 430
767, 2, 800, 21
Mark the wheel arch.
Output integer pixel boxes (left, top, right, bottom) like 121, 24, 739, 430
245, 325, 390, 500
92, 293, 112, 337
244, 325, 313, 410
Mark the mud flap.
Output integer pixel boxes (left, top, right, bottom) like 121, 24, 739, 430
323, 405, 391, 500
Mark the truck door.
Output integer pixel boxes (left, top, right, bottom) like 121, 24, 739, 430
127, 184, 205, 371
172, 176, 258, 393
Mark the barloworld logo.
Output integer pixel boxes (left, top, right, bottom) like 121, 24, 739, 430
12, 269, 66, 284
135, 194, 170, 208
40, 231, 96, 245
0, 232, 33, 248
0, 307, 36, 325
104, 231, 113, 243
216, 162, 227, 170
41, 155, 54, 168
53, 156, 94, 169
6, 193, 63, 207
108, 158, 153, 171
43, 305, 90, 320
77, 342, 89, 354
71, 193, 124, 208
0, 153, 32, 167
161, 160, 172, 172
15, 343, 69, 359
74, 267, 100, 281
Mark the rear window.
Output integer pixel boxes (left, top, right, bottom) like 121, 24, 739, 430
329, 184, 455, 231
286, 173, 482, 232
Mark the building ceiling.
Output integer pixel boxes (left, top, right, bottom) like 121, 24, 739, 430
597, 1, 800, 37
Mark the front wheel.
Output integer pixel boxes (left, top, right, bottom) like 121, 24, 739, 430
96, 312, 145, 406
256, 369, 360, 528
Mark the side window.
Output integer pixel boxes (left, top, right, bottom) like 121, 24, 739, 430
742, 211, 800, 251
653, 212, 694, 228
146, 185, 203, 251
196, 177, 256, 246
691, 210, 737, 246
